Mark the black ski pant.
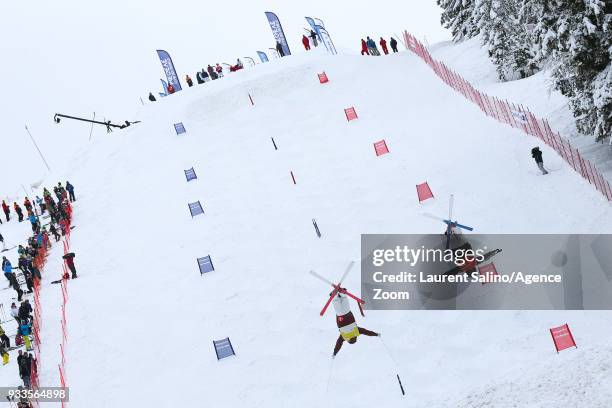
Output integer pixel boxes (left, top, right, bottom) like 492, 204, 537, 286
392, 45, 398, 53
68, 191, 75, 202
3, 211, 8, 222
69, 265, 77, 279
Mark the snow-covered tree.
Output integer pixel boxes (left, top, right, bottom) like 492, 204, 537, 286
436, 0, 611, 140
538, 0, 611, 140
438, 0, 478, 41
478, 0, 538, 80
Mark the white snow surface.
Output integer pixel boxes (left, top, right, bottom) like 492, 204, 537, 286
429, 36, 612, 180
1, 49, 612, 407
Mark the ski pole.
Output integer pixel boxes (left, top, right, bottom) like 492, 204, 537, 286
326, 356, 335, 393
378, 336, 406, 396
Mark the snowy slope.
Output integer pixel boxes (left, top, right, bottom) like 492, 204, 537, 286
429, 36, 612, 179
18, 49, 612, 407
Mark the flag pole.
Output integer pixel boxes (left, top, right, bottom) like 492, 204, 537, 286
25, 125, 51, 172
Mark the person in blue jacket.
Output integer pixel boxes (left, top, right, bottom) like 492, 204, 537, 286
28, 213, 39, 233
2, 256, 22, 300
66, 181, 76, 202
19, 319, 32, 351
2, 256, 13, 280
366, 37, 380, 56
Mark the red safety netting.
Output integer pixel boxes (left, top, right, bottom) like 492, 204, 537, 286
403, 30, 612, 202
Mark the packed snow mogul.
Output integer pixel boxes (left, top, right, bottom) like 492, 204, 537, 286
332, 291, 379, 357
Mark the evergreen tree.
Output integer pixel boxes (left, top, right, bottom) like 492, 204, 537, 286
480, 0, 538, 80
438, 0, 477, 41
538, 0, 611, 140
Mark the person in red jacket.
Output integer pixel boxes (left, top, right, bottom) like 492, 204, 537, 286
23, 198, 32, 213
302, 35, 310, 51
380, 37, 389, 55
360, 39, 369, 55
13, 203, 23, 222
167, 83, 175, 94
1, 201, 9, 222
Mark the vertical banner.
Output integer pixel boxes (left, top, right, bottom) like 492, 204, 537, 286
306, 17, 337, 55
257, 51, 269, 63
265, 12, 291, 56
156, 50, 182, 92
318, 27, 337, 55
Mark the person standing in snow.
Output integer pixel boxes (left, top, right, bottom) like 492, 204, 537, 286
10, 303, 20, 327
66, 181, 75, 202
18, 342, 31, 386
366, 37, 380, 56
0, 342, 8, 365
215, 63, 224, 78
186, 75, 193, 87
390, 37, 399, 53
63, 252, 77, 279
310, 30, 318, 47
207, 65, 217, 80
0, 324, 9, 350
2, 200, 10, 222
531, 147, 548, 175
148, 92, 156, 102
302, 35, 311, 50
331, 291, 379, 357
276, 41, 285, 57
360, 39, 369, 55
14, 203, 23, 222
380, 37, 389, 55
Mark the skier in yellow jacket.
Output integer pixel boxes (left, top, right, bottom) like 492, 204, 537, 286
332, 291, 379, 357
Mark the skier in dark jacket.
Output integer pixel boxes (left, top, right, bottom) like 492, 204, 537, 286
531, 147, 548, 175
276, 41, 285, 57
63, 252, 77, 279
186, 75, 193, 87
309, 30, 318, 47
49, 223, 61, 242
148, 92, 156, 102
390, 37, 399, 53
19, 347, 31, 386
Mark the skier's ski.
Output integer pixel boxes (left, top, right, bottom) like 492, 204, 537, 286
310, 262, 364, 316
